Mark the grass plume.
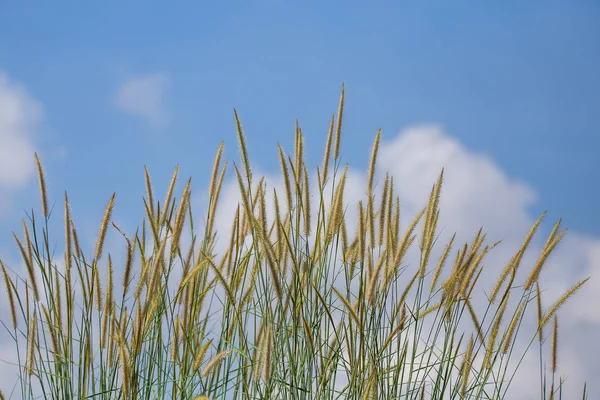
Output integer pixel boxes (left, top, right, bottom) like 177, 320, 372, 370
0, 87, 590, 400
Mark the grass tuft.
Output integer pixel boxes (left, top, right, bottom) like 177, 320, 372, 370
0, 87, 590, 399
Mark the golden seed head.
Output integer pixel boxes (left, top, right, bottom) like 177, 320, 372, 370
161, 165, 180, 225
0, 260, 17, 329
539, 277, 589, 329
367, 130, 381, 198
322, 114, 335, 185
144, 165, 155, 218
34, 153, 48, 218
93, 193, 116, 263
303, 164, 311, 237
201, 349, 233, 377
234, 109, 252, 187
333, 83, 345, 161
378, 173, 389, 247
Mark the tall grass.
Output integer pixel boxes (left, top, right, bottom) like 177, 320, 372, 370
0, 87, 591, 399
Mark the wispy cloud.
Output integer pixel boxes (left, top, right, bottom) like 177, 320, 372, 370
0, 72, 43, 213
114, 73, 170, 126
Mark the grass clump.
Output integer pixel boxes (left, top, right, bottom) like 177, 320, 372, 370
0, 87, 591, 399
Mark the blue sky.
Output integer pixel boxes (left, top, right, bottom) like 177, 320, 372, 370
1, 1, 599, 235
1, 1, 599, 397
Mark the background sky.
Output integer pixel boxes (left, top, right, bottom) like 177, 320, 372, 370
0, 1, 599, 399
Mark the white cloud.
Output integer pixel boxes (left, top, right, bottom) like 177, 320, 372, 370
114, 73, 170, 126
378, 124, 538, 242
0, 72, 43, 213
374, 125, 599, 397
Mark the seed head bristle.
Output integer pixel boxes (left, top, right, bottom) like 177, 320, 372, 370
387, 208, 425, 283
303, 164, 311, 237
208, 142, 225, 201
367, 195, 375, 250
378, 173, 389, 247
54, 268, 63, 331
41, 305, 59, 360
485, 293, 509, 368
21, 220, 33, 260
326, 165, 347, 241
430, 233, 456, 292
234, 164, 253, 231
536, 283, 544, 341
503, 300, 525, 354
258, 182, 268, 236
543, 216, 562, 249
100, 298, 110, 349
107, 317, 116, 367
171, 178, 191, 253
122, 236, 134, 296
272, 189, 283, 258
465, 300, 484, 344
393, 196, 400, 249
357, 201, 365, 261
367, 130, 381, 199
341, 214, 348, 257
459, 245, 490, 296
144, 165, 155, 218
93, 261, 103, 311
207, 161, 227, 239
294, 122, 304, 185
322, 114, 335, 185
117, 335, 131, 398
64, 192, 73, 274
385, 178, 394, 259
441, 243, 468, 297
539, 277, 589, 329
201, 349, 233, 377
0, 260, 17, 329
255, 218, 283, 301
106, 254, 114, 308
333, 84, 344, 161
34, 153, 49, 218
93, 193, 116, 263
193, 338, 214, 371
171, 315, 180, 363
524, 226, 567, 291
26, 312, 37, 375
146, 239, 168, 301
226, 207, 241, 276
366, 251, 387, 305
491, 212, 546, 302
14, 234, 39, 301
262, 324, 272, 380
461, 335, 474, 397
250, 177, 264, 217
161, 165, 180, 226
252, 324, 266, 381
421, 173, 440, 249
234, 109, 252, 187
277, 144, 293, 214
332, 287, 362, 330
